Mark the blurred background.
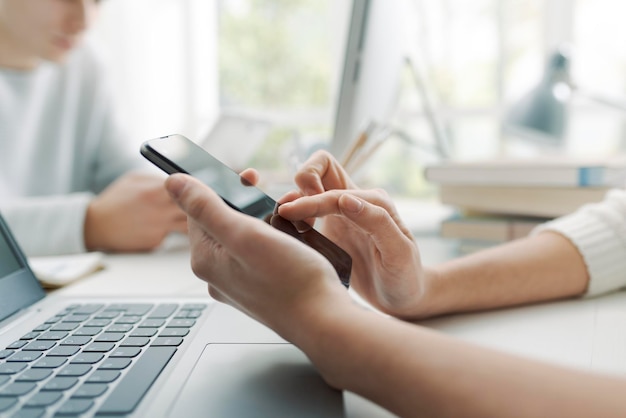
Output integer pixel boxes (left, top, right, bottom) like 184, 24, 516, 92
88, 0, 626, 199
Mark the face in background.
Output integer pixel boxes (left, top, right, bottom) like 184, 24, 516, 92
0, 0, 100, 69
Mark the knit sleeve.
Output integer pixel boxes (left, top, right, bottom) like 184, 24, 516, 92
532, 189, 626, 297
2, 193, 92, 257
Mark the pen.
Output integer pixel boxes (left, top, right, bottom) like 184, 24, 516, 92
340, 121, 376, 168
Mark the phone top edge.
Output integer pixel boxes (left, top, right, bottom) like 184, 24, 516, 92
140, 141, 190, 175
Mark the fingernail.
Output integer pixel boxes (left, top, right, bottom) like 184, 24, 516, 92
341, 194, 363, 213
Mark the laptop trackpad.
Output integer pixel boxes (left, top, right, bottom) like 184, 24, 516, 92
169, 343, 345, 417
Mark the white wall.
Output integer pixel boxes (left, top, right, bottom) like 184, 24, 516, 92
88, 0, 219, 146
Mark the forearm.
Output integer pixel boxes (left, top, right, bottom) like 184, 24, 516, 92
1, 194, 92, 256
420, 231, 589, 318
301, 305, 626, 418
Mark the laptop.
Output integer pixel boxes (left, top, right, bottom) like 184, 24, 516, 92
0, 213, 344, 417
198, 112, 271, 171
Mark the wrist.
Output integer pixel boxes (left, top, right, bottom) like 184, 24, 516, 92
84, 200, 105, 251
405, 266, 451, 320
291, 297, 369, 389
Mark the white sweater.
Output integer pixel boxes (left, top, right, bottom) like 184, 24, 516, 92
0, 43, 143, 256
535, 188, 626, 297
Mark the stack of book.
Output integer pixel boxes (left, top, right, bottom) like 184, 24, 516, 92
424, 156, 626, 253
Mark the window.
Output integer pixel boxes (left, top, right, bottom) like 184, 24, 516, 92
216, 0, 350, 188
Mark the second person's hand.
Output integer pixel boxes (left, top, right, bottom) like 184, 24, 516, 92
277, 151, 436, 319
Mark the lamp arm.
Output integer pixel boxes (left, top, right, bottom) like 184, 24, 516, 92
573, 86, 626, 112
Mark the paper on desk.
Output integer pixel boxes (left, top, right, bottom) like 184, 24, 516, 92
28, 252, 105, 289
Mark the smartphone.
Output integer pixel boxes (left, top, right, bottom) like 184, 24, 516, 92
141, 134, 352, 287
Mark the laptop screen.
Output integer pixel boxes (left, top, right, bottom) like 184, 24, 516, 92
0, 213, 45, 322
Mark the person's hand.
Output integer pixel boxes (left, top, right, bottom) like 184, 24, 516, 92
84, 172, 188, 252
164, 173, 352, 342
276, 151, 432, 319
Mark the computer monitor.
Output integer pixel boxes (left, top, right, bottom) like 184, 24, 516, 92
330, 0, 412, 160
330, 0, 449, 162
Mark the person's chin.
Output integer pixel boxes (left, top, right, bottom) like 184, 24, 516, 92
41, 49, 72, 64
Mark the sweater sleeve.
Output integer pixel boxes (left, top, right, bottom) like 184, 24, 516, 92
1, 193, 93, 257
532, 188, 626, 297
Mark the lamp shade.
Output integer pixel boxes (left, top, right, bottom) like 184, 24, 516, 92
506, 48, 572, 145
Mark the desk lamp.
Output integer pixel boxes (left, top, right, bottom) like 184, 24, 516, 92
506, 46, 626, 146
505, 47, 572, 145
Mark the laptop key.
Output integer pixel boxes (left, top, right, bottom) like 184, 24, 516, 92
0, 382, 36, 396
160, 328, 189, 337
138, 319, 165, 328
15, 369, 52, 382
108, 347, 141, 358
86, 370, 120, 383
96, 346, 176, 415
13, 409, 45, 418
83, 342, 115, 352
0, 349, 14, 359
151, 337, 183, 347
147, 303, 178, 318
57, 364, 92, 377
182, 303, 207, 310
94, 310, 120, 319
56, 398, 94, 415
51, 322, 79, 332
6, 351, 43, 362
42, 377, 78, 391
94, 332, 125, 343
24, 391, 63, 407
31, 356, 67, 368
73, 327, 102, 336
0, 363, 27, 374
7, 340, 28, 349
119, 337, 150, 347
48, 346, 80, 357
31, 323, 51, 332
73, 383, 108, 398
22, 340, 56, 351
63, 314, 90, 322
60, 336, 92, 346
0, 397, 17, 412
115, 316, 141, 324
130, 328, 157, 338
106, 324, 132, 333
98, 358, 131, 370
71, 353, 104, 364
167, 319, 195, 328
73, 304, 104, 315
37, 331, 68, 340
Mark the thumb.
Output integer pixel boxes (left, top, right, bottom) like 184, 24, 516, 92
165, 173, 246, 249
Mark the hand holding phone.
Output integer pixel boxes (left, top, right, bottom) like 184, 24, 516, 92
140, 134, 352, 287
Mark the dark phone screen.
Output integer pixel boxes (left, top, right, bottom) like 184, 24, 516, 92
141, 134, 351, 286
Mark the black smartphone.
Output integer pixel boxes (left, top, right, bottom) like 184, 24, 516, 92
140, 134, 352, 287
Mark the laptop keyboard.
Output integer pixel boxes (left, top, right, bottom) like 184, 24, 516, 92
0, 302, 207, 417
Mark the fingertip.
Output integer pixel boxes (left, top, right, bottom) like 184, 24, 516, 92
339, 194, 363, 214
239, 168, 259, 186
165, 173, 189, 199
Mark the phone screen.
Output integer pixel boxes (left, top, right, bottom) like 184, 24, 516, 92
141, 134, 352, 287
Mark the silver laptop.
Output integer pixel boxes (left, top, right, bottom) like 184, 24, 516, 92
0, 214, 344, 417
199, 112, 271, 171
